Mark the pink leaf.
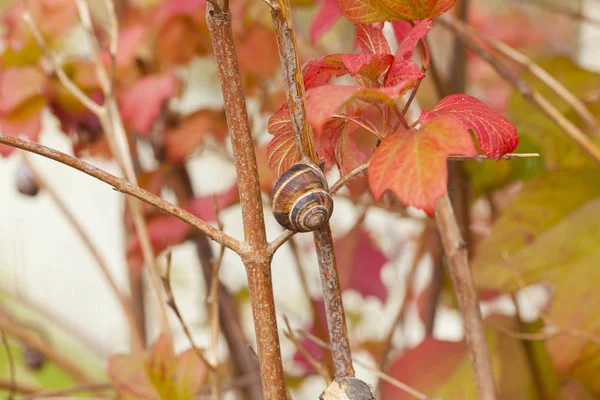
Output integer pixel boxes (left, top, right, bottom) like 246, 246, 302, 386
310, 0, 343, 43
384, 59, 424, 87
302, 55, 349, 89
304, 83, 411, 132
341, 53, 394, 82
0, 67, 45, 113
335, 226, 388, 300
266, 103, 300, 177
368, 116, 476, 216
395, 19, 432, 60
119, 72, 178, 136
355, 24, 391, 55
421, 94, 519, 157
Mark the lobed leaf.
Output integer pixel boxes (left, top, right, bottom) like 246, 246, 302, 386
355, 24, 391, 55
421, 94, 518, 157
368, 115, 476, 216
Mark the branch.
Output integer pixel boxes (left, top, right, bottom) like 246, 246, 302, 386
25, 2, 172, 343
268, 153, 540, 253
298, 329, 435, 400
206, 2, 286, 398
20, 383, 112, 399
442, 14, 600, 138
434, 194, 497, 400
22, 156, 144, 351
438, 16, 600, 167
0, 135, 244, 254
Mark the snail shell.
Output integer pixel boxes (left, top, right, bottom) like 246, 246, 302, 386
272, 162, 334, 232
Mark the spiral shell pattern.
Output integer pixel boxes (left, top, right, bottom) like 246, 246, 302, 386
272, 163, 334, 232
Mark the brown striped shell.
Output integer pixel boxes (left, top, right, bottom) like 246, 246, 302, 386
272, 162, 333, 232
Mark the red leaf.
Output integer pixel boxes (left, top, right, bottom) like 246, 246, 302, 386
0, 67, 46, 113
119, 72, 178, 135
368, 115, 476, 216
112, 25, 147, 70
421, 94, 518, 157
127, 184, 238, 271
355, 24, 391, 55
383, 59, 424, 87
338, 0, 455, 24
0, 97, 44, 157
391, 20, 412, 49
302, 55, 349, 89
381, 337, 468, 399
315, 118, 351, 171
395, 19, 432, 60
310, 0, 343, 43
165, 109, 228, 163
335, 226, 388, 300
341, 53, 394, 83
267, 103, 300, 177
305, 83, 411, 132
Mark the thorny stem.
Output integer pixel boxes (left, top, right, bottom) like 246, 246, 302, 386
268, 0, 357, 379
434, 194, 497, 400
206, 2, 286, 399
22, 156, 144, 352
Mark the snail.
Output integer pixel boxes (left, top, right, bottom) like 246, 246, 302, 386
272, 162, 334, 232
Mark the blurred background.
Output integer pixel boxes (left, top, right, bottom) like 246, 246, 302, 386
1, 0, 599, 398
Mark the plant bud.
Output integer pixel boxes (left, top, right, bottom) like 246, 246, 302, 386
15, 162, 40, 197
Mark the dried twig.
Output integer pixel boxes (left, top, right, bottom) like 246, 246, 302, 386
20, 382, 112, 399
438, 16, 600, 167
24, 2, 173, 343
442, 14, 600, 138
0, 134, 243, 253
434, 194, 497, 400
21, 155, 143, 351
161, 251, 214, 371
283, 317, 332, 384
298, 329, 435, 400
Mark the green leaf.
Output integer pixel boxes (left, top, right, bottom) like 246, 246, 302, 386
472, 170, 600, 394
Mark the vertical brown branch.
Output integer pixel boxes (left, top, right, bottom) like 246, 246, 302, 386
434, 194, 497, 400
268, 0, 357, 380
205, 3, 286, 399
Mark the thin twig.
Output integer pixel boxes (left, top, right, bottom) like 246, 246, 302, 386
438, 16, 600, 167
21, 11, 104, 116
283, 317, 332, 384
1, 329, 15, 399
21, 155, 143, 351
297, 329, 435, 400
20, 382, 112, 399
162, 251, 215, 371
268, 153, 540, 253
206, 195, 226, 399
434, 194, 497, 400
443, 14, 600, 138
0, 134, 244, 254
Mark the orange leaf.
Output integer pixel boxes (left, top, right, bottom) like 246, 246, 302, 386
339, 0, 455, 24
368, 115, 476, 216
